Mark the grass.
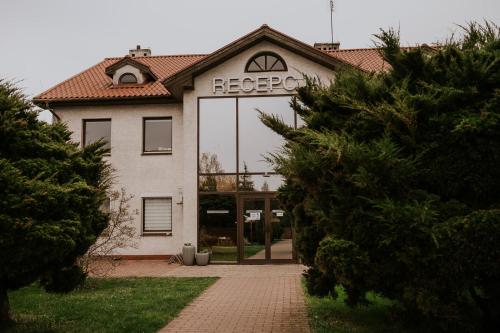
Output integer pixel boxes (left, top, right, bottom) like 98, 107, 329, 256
304, 284, 417, 333
201, 245, 265, 261
6, 277, 217, 333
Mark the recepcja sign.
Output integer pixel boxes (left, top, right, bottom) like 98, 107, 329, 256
212, 75, 300, 94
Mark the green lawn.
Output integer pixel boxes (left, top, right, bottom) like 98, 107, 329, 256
6, 277, 217, 333
201, 245, 265, 261
305, 284, 417, 333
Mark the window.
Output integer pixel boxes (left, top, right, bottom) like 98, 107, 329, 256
100, 197, 111, 214
143, 198, 172, 233
119, 73, 138, 84
245, 52, 287, 72
143, 117, 172, 153
83, 119, 111, 151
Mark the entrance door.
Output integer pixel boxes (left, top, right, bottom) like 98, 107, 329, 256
238, 195, 295, 263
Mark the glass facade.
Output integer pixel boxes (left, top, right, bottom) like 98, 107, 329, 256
198, 96, 295, 180
198, 95, 296, 262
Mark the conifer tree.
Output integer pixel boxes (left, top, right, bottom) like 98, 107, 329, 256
0, 80, 111, 325
262, 22, 500, 331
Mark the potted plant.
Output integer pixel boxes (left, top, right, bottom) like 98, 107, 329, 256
195, 249, 210, 266
182, 243, 195, 266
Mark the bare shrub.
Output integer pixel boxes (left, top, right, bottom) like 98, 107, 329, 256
79, 188, 138, 276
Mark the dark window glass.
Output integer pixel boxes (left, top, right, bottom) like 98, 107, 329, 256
245, 52, 287, 72
84, 119, 111, 151
144, 118, 172, 153
119, 73, 138, 84
199, 194, 237, 262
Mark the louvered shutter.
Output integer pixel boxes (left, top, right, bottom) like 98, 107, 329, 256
144, 198, 172, 232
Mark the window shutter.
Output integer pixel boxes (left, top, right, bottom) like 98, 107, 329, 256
144, 198, 172, 232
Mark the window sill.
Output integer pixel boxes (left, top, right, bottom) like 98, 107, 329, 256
141, 151, 172, 156
141, 232, 172, 237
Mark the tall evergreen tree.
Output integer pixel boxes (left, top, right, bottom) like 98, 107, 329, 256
0, 80, 111, 325
262, 22, 500, 331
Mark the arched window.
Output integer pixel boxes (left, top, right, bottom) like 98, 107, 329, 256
119, 73, 138, 84
245, 52, 287, 72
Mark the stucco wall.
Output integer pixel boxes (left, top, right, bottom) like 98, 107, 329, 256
52, 40, 336, 256
55, 103, 184, 255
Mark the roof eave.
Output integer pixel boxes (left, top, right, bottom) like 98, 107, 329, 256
33, 94, 175, 108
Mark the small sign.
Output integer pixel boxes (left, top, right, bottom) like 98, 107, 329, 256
272, 209, 285, 217
207, 210, 229, 214
249, 212, 261, 221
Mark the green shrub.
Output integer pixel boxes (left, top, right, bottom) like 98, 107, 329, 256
0, 80, 111, 325
262, 22, 500, 331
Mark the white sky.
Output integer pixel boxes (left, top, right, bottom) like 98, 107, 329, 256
0, 0, 498, 101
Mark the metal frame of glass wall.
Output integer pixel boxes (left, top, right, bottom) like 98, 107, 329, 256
197, 94, 298, 263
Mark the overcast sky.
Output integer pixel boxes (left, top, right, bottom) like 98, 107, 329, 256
0, 0, 498, 101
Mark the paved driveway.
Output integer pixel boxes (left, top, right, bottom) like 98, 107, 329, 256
104, 262, 311, 333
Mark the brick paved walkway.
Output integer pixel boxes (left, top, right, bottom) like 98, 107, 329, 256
101, 262, 311, 332
159, 265, 310, 333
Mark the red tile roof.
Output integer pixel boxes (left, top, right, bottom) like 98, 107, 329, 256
34, 46, 393, 103
327, 48, 389, 73
34, 54, 206, 103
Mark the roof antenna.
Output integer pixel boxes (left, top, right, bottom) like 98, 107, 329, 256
330, 0, 335, 45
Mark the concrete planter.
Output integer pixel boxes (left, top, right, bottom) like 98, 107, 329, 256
195, 252, 210, 266
182, 243, 195, 266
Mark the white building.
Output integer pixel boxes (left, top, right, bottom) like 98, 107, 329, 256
34, 25, 385, 263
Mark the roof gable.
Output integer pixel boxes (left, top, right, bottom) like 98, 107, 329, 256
162, 24, 354, 100
104, 57, 158, 80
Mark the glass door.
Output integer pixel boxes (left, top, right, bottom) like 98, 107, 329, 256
240, 197, 268, 261
238, 195, 295, 263
270, 198, 293, 260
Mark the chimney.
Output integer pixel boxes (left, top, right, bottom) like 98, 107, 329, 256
314, 42, 340, 51
129, 45, 152, 57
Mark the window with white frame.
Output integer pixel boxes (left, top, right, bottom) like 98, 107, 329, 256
143, 198, 172, 233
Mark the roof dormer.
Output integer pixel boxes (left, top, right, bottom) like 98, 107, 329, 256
105, 57, 157, 86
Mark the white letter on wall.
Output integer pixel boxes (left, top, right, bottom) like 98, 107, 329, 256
256, 76, 268, 92
241, 77, 254, 93
269, 76, 282, 91
227, 78, 240, 93
283, 76, 297, 91
213, 78, 225, 94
